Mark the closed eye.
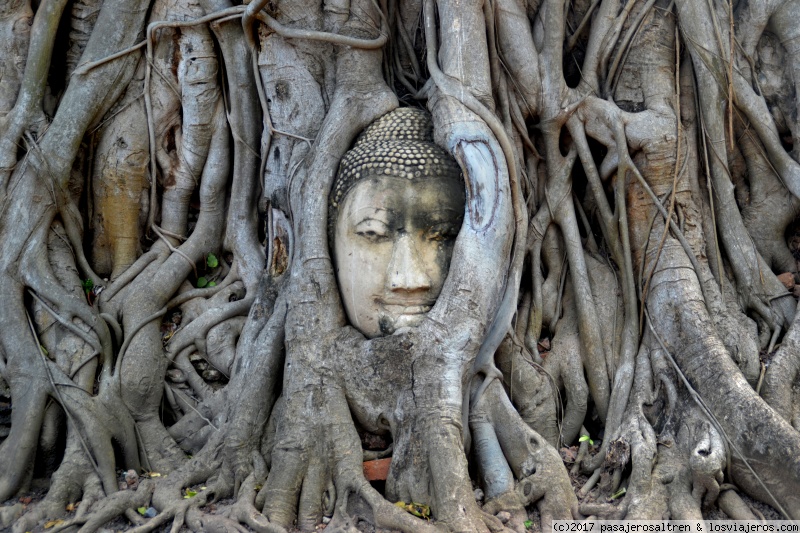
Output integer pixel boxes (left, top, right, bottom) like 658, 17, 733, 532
354, 219, 391, 242
427, 224, 459, 242
357, 229, 390, 242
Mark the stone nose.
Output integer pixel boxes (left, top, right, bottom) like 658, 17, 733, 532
387, 234, 432, 292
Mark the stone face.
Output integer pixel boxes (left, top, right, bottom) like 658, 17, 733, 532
331, 108, 465, 338
333, 176, 463, 338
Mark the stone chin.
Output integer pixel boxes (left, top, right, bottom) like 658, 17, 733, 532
378, 312, 428, 336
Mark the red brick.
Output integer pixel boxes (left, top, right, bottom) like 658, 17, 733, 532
363, 458, 391, 481
778, 272, 795, 290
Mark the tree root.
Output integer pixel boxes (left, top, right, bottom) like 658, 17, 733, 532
8, 0, 800, 530
52, 480, 156, 533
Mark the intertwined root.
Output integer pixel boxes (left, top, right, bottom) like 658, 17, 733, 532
6, 0, 800, 529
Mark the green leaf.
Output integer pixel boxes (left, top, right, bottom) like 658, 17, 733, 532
184, 489, 197, 499
408, 503, 430, 519
206, 253, 218, 268
196, 277, 208, 288
524, 520, 533, 529
395, 501, 430, 519
137, 507, 147, 516
207, 281, 216, 287
81, 279, 94, 292
579, 435, 593, 445
611, 487, 627, 500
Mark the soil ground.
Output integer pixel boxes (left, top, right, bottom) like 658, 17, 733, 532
2, 458, 781, 532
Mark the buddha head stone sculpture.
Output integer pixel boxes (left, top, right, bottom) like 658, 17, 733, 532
330, 108, 465, 338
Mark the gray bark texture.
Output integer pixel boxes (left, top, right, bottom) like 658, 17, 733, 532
2, 0, 800, 530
